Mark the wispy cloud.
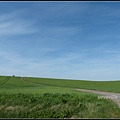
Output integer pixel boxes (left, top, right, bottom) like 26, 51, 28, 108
1, 46, 120, 81
40, 26, 84, 39
0, 11, 37, 36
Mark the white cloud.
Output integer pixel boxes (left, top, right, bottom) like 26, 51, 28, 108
0, 48, 117, 79
0, 12, 37, 36
1, 41, 120, 81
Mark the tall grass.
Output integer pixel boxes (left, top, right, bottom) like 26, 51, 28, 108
0, 93, 120, 118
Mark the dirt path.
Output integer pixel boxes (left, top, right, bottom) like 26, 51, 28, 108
20, 78, 44, 85
75, 89, 120, 108
20, 77, 51, 86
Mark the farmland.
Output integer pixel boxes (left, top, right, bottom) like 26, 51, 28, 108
0, 75, 120, 118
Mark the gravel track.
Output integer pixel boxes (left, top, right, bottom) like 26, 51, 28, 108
75, 89, 120, 108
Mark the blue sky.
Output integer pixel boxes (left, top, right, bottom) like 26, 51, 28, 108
0, 2, 120, 81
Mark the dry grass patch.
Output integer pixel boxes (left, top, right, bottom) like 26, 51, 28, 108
5, 106, 24, 111
0, 105, 5, 110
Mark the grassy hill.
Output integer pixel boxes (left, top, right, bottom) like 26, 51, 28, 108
0, 75, 120, 118
0, 75, 120, 94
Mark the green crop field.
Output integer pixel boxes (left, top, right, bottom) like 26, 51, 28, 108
1, 75, 120, 93
0, 75, 120, 118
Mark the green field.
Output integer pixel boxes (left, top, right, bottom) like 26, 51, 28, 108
0, 75, 120, 94
0, 75, 120, 118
